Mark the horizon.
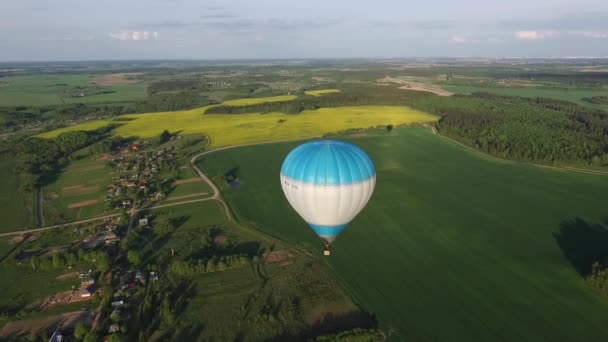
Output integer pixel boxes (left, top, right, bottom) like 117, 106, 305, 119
2, 0, 608, 61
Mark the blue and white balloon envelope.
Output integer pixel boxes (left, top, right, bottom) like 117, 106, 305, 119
280, 140, 376, 247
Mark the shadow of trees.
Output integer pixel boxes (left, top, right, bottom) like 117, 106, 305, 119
268, 310, 378, 342
554, 217, 608, 276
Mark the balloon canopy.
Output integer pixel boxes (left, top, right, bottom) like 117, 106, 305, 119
280, 140, 376, 248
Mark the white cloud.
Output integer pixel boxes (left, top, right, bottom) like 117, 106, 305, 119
572, 31, 608, 39
109, 31, 160, 41
450, 35, 467, 43
514, 30, 556, 41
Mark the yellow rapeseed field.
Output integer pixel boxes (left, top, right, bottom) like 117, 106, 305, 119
220, 95, 297, 106
304, 89, 341, 96
39, 95, 437, 146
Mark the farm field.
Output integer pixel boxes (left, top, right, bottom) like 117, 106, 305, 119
443, 85, 608, 109
0, 74, 147, 106
197, 127, 608, 341
165, 180, 212, 201
0, 152, 36, 232
304, 89, 341, 96
42, 157, 113, 225
39, 102, 437, 146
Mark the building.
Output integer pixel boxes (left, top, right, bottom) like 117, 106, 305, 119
81, 275, 95, 286
111, 300, 124, 308
80, 288, 92, 298
138, 218, 149, 228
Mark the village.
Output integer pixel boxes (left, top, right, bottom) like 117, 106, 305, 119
103, 141, 180, 210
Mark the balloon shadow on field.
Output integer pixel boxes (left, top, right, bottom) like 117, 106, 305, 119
554, 217, 608, 276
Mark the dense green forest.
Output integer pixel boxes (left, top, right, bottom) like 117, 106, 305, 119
417, 93, 608, 166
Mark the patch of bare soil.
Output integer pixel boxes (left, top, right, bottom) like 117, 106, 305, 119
173, 177, 203, 185
263, 250, 289, 264
167, 192, 209, 201
398, 84, 453, 96
56, 271, 79, 280
91, 73, 141, 86
68, 199, 98, 209
62, 185, 99, 194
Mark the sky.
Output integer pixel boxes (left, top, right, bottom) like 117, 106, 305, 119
1, 0, 608, 61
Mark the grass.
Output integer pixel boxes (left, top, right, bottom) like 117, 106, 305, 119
39, 103, 437, 146
42, 157, 113, 225
0, 74, 146, 106
197, 127, 608, 341
129, 202, 365, 341
443, 85, 608, 109
165, 182, 212, 200
0, 152, 36, 232
305, 89, 341, 96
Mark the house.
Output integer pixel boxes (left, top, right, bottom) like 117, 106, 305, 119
138, 218, 149, 228
108, 323, 120, 333
81, 275, 95, 286
49, 329, 63, 342
122, 200, 131, 208
150, 271, 159, 282
80, 288, 92, 298
127, 282, 137, 289
105, 232, 120, 245
138, 182, 146, 190
131, 144, 138, 151
111, 300, 124, 308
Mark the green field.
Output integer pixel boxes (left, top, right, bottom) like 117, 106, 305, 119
42, 157, 113, 225
165, 181, 212, 201
443, 85, 608, 109
198, 127, 608, 340
0, 74, 146, 106
0, 152, 36, 232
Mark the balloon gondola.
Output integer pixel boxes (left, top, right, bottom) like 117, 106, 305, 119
280, 140, 376, 256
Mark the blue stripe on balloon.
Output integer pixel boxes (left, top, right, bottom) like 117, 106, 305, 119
280, 140, 375, 185
309, 223, 347, 237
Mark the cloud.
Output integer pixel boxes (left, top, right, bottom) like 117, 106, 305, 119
200, 13, 238, 19
514, 30, 555, 41
416, 20, 455, 30
572, 31, 608, 38
110, 31, 160, 41
502, 12, 608, 31
450, 35, 467, 43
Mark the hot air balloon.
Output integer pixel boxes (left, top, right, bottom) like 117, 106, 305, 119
280, 140, 376, 256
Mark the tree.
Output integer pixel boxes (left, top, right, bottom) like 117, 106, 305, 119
74, 323, 88, 339
83, 331, 98, 342
386, 124, 393, 132
119, 210, 130, 226
30, 255, 40, 270
52, 253, 63, 268
127, 250, 142, 266
159, 130, 172, 144
108, 333, 124, 342
160, 294, 175, 326
97, 253, 111, 273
